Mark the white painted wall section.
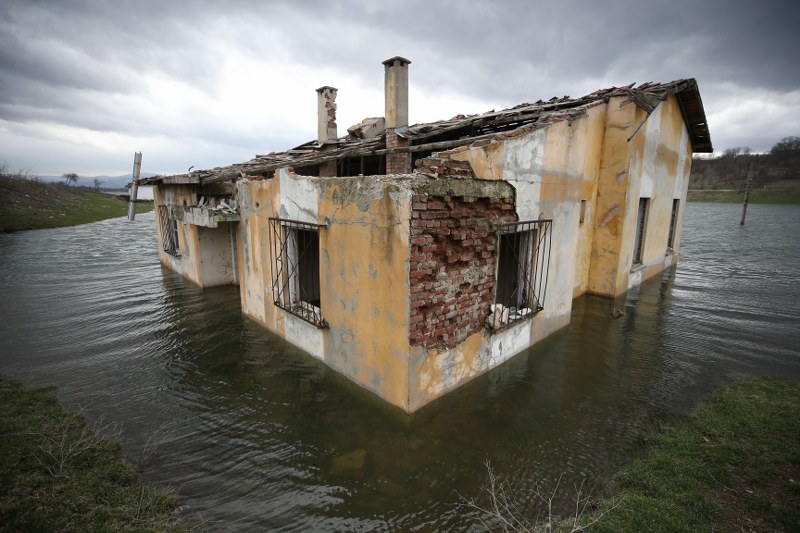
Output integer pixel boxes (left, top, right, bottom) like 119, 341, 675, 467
279, 169, 319, 223
283, 313, 325, 360
503, 130, 546, 221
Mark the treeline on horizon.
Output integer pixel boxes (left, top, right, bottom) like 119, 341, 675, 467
690, 136, 800, 190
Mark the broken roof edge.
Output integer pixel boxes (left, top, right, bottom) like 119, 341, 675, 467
672, 78, 713, 153
142, 78, 711, 186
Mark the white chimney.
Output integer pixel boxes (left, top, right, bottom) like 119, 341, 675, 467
383, 57, 411, 129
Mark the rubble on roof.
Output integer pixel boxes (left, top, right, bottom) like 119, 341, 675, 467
142, 79, 711, 187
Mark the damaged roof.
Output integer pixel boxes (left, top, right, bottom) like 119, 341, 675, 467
143, 79, 712, 186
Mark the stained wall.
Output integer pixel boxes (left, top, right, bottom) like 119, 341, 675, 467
152, 93, 696, 413
236, 170, 415, 410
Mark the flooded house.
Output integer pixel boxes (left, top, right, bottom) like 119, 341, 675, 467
142, 57, 712, 413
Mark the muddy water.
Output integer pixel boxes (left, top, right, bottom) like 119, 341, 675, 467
1, 203, 799, 531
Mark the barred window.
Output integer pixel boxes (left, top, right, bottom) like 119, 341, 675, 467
268, 218, 326, 328
488, 219, 552, 331
667, 199, 679, 249
633, 198, 649, 265
157, 205, 180, 257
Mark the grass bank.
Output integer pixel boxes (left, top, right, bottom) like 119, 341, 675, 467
687, 188, 800, 204
0, 379, 185, 532
0, 174, 152, 232
589, 378, 799, 532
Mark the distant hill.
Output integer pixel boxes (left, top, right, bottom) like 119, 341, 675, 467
688, 146, 800, 203
690, 150, 800, 191
36, 173, 158, 189
0, 173, 153, 232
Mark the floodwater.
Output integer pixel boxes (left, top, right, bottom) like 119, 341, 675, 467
1, 203, 799, 531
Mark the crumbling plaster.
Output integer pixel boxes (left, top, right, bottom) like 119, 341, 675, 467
236, 169, 416, 409
151, 89, 698, 413
621, 95, 692, 290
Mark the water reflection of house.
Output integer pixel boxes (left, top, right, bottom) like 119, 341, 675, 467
141, 57, 711, 413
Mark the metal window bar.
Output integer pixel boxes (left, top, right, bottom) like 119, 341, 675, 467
268, 217, 327, 328
157, 205, 180, 256
488, 219, 552, 331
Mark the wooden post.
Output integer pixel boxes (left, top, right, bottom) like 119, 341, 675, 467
128, 152, 142, 221
740, 162, 752, 226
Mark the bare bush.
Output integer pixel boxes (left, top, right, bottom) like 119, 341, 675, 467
37, 414, 122, 476
460, 461, 621, 532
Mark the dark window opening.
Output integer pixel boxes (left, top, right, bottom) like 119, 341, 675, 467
338, 155, 386, 177
268, 218, 326, 328
294, 164, 320, 177
579, 199, 587, 224
667, 199, 679, 249
489, 219, 552, 331
633, 198, 649, 265
411, 150, 433, 169
157, 205, 180, 257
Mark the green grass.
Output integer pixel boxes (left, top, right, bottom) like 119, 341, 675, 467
0, 380, 186, 532
588, 378, 800, 532
687, 189, 800, 204
0, 175, 153, 232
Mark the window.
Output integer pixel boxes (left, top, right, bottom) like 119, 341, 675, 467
579, 199, 587, 224
488, 219, 552, 331
268, 218, 326, 328
632, 198, 649, 265
158, 205, 180, 256
667, 199, 680, 249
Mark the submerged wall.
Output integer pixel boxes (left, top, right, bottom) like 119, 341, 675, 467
407, 105, 608, 411
153, 184, 238, 288
151, 93, 696, 413
236, 170, 415, 410
587, 94, 692, 296
153, 184, 202, 285
623, 95, 692, 290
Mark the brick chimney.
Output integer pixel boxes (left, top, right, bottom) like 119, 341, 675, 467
383, 57, 412, 174
317, 86, 338, 176
316, 86, 338, 144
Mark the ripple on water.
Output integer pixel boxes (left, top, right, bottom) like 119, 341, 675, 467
1, 205, 799, 531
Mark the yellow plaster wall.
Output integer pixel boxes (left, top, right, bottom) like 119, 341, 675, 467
317, 177, 413, 410
236, 177, 283, 333
623, 95, 692, 287
153, 184, 202, 286
450, 141, 506, 180
235, 173, 414, 411
407, 108, 607, 411
569, 104, 607, 295
587, 98, 638, 296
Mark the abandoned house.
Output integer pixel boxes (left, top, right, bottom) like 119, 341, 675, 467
142, 57, 712, 413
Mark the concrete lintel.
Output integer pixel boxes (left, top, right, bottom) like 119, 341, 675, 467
161, 175, 200, 185
174, 206, 239, 228
420, 177, 514, 199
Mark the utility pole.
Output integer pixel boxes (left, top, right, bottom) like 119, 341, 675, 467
740, 162, 753, 226
128, 152, 142, 221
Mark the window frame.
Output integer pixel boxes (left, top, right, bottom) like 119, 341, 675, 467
157, 205, 181, 257
632, 198, 649, 265
488, 219, 552, 332
667, 199, 680, 250
268, 217, 327, 328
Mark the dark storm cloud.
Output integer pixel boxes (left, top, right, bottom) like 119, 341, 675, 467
0, 0, 798, 175
247, 0, 800, 101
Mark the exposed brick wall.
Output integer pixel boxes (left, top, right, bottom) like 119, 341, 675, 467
319, 159, 337, 177
415, 157, 475, 178
386, 129, 411, 174
409, 195, 517, 348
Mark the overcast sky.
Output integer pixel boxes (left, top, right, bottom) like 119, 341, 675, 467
1, 0, 798, 177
